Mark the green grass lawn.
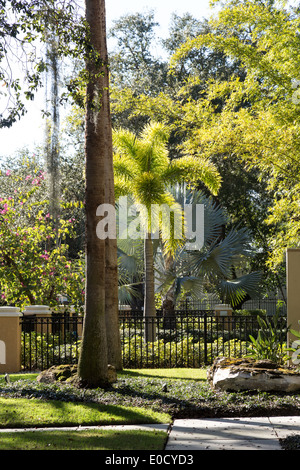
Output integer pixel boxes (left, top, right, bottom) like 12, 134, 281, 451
122, 368, 207, 380
0, 368, 196, 450
2, 367, 299, 450
0, 429, 168, 450
0, 396, 171, 428
2, 368, 207, 383
0, 368, 201, 430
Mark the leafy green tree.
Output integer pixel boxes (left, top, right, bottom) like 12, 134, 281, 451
170, 0, 300, 281
0, 0, 86, 128
109, 10, 165, 94
0, 170, 84, 309
108, 11, 277, 295
1, 0, 122, 386
113, 121, 221, 340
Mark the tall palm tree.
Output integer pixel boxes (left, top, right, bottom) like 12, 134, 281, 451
113, 121, 221, 341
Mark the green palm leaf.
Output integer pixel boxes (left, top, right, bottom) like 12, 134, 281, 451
163, 156, 222, 195
217, 271, 262, 306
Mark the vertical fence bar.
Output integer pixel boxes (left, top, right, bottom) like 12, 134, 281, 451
203, 313, 208, 364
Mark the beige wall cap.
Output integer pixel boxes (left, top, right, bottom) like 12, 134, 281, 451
0, 307, 22, 317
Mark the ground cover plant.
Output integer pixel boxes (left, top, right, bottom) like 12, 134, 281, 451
1, 368, 300, 420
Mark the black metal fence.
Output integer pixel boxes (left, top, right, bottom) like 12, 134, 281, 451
21, 314, 83, 372
175, 298, 286, 314
20, 311, 288, 371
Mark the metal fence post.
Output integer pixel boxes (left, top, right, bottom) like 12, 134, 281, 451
203, 313, 208, 364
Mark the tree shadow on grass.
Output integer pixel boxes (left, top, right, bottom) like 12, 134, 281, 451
0, 396, 170, 429
0, 429, 167, 450
45, 399, 168, 425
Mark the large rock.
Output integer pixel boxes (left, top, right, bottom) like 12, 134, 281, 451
208, 357, 300, 392
37, 364, 117, 385
37, 364, 77, 384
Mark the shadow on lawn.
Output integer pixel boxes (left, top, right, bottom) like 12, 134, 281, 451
0, 428, 167, 450
121, 370, 206, 382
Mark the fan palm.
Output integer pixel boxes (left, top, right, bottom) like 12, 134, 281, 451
113, 121, 221, 340
156, 188, 262, 311
117, 238, 144, 307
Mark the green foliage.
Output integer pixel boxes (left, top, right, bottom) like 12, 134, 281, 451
0, 1, 87, 127
247, 310, 289, 364
1, 369, 300, 427
113, 121, 221, 245
121, 335, 249, 368
286, 320, 300, 369
156, 189, 262, 307
169, 0, 300, 274
233, 309, 266, 317
0, 168, 84, 309
22, 332, 80, 370
109, 10, 164, 95
109, 3, 298, 296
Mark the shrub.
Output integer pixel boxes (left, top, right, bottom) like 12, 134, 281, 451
0, 169, 84, 310
247, 310, 289, 364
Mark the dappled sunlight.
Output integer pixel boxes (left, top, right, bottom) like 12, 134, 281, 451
121, 368, 207, 382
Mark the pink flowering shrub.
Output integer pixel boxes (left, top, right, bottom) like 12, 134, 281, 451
0, 169, 85, 310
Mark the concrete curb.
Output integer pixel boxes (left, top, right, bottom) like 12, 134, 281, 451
0, 423, 170, 433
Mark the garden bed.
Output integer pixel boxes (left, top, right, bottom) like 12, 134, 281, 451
1, 369, 300, 420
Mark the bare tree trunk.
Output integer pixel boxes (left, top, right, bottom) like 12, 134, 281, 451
104, 108, 122, 370
78, 0, 110, 388
45, 30, 60, 234
144, 234, 156, 342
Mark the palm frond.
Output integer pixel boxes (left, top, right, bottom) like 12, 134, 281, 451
137, 122, 170, 173
114, 177, 133, 199
217, 271, 262, 306
163, 156, 222, 195
118, 282, 143, 304
112, 128, 138, 159
174, 276, 204, 300
118, 247, 140, 275
168, 186, 228, 248
190, 227, 252, 278
113, 153, 138, 180
188, 189, 228, 245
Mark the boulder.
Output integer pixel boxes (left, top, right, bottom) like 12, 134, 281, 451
107, 364, 117, 383
37, 364, 77, 384
37, 363, 117, 385
208, 357, 300, 392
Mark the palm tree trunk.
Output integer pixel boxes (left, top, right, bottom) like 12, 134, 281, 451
78, 0, 109, 388
105, 136, 122, 369
144, 233, 156, 342
162, 253, 176, 329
